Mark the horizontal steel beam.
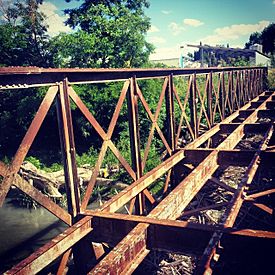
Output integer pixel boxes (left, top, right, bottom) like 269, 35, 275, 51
97, 150, 185, 213
219, 123, 271, 134
5, 216, 92, 275
182, 149, 256, 166
91, 91, 274, 273
88, 212, 275, 252
0, 66, 265, 88
197, 119, 274, 273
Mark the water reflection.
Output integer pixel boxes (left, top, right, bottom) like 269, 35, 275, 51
0, 199, 67, 273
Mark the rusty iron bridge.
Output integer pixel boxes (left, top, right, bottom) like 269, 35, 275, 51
0, 66, 275, 274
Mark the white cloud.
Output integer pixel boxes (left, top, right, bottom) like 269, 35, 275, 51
150, 45, 182, 60
148, 36, 166, 44
201, 20, 270, 45
183, 18, 204, 27
148, 25, 160, 33
161, 10, 172, 15
273, 0, 275, 4
39, 2, 71, 36
169, 22, 185, 36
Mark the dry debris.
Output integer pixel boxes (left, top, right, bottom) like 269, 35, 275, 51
135, 251, 196, 275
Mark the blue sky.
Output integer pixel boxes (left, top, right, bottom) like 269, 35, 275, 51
40, 0, 275, 59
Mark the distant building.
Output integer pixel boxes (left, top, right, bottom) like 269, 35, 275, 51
250, 44, 271, 66
188, 43, 271, 67
149, 43, 270, 68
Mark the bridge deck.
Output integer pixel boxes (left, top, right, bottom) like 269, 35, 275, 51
0, 66, 274, 274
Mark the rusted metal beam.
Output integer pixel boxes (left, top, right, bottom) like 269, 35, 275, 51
182, 149, 255, 166
97, 150, 185, 213
127, 76, 145, 214
185, 91, 267, 150
219, 123, 271, 134
89, 223, 149, 275
189, 74, 199, 139
0, 66, 269, 274
196, 119, 274, 274
4, 216, 92, 275
249, 202, 273, 215
165, 74, 176, 151
57, 79, 80, 218
91, 92, 274, 274
207, 72, 214, 127
0, 67, 265, 88
219, 72, 225, 119
181, 202, 228, 217
246, 188, 275, 199
88, 211, 275, 247
0, 86, 58, 206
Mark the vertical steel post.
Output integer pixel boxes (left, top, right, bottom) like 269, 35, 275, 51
247, 69, 252, 101
229, 71, 234, 111
56, 78, 80, 218
240, 70, 244, 106
56, 79, 93, 274
263, 67, 268, 92
251, 69, 255, 99
165, 74, 176, 151
219, 72, 225, 120
190, 74, 198, 139
127, 76, 144, 215
236, 71, 241, 108
257, 69, 260, 95
165, 74, 176, 188
207, 72, 214, 126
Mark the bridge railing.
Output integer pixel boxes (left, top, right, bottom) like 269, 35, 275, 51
0, 66, 267, 273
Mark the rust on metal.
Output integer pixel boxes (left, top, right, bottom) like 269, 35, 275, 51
1, 66, 274, 274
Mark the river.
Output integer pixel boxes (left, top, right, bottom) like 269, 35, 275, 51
0, 199, 68, 273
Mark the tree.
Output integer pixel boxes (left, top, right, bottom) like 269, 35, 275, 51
261, 23, 275, 54
49, 31, 98, 68
0, 0, 157, 167
245, 23, 275, 55
61, 0, 154, 68
245, 32, 262, 50
0, 0, 50, 67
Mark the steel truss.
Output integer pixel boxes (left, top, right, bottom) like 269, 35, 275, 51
0, 66, 274, 274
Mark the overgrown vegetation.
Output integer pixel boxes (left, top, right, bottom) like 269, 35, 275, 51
268, 69, 275, 90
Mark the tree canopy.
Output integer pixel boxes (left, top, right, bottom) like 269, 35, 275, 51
245, 23, 275, 55
0, 0, 50, 66
0, 0, 154, 68
59, 0, 153, 68
0, 0, 156, 165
